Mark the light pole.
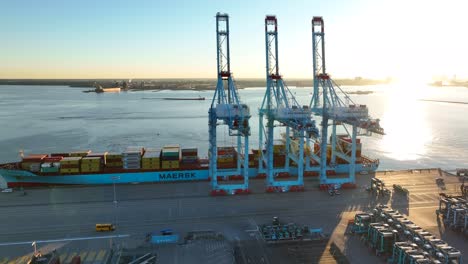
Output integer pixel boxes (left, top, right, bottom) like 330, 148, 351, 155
111, 176, 120, 226
111, 176, 120, 204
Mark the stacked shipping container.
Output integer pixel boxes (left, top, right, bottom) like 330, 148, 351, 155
87, 152, 108, 166
81, 157, 101, 173
181, 148, 198, 169
248, 149, 257, 167
122, 146, 144, 170
273, 143, 286, 168
21, 154, 47, 172
60, 157, 82, 174
217, 147, 236, 169
161, 146, 180, 169
106, 153, 123, 168
142, 149, 160, 170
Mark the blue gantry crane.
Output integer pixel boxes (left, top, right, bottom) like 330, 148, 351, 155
308, 17, 384, 187
209, 13, 251, 195
259, 15, 319, 193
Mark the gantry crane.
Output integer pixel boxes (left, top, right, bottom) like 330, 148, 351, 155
259, 15, 319, 192
209, 13, 251, 195
309, 17, 384, 187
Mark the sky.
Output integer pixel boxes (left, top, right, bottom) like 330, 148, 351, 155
1, 0, 467, 80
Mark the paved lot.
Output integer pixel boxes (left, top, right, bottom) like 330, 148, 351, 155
0, 169, 466, 263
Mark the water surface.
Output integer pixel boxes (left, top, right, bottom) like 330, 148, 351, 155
1, 84, 467, 170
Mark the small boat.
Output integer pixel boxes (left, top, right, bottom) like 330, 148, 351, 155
95, 85, 121, 93
83, 85, 121, 93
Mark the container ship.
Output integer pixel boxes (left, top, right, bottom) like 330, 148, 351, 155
0, 138, 379, 188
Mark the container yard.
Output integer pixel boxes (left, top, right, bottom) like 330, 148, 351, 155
0, 169, 466, 263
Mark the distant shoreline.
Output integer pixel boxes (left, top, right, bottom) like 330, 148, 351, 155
419, 99, 468, 105
0, 78, 391, 91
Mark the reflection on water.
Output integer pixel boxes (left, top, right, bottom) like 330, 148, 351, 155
380, 83, 432, 161
0, 84, 467, 170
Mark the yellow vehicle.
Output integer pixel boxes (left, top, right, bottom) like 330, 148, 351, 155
95, 223, 115, 232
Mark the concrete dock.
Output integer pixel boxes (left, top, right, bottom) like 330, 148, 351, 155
0, 169, 466, 263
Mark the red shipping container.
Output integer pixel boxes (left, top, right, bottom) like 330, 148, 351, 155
51, 153, 70, 157
22, 154, 48, 162
44, 156, 63, 162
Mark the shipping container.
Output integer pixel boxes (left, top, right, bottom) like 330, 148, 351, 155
163, 144, 180, 149
41, 167, 60, 173
69, 150, 91, 157
181, 148, 198, 158
40, 162, 61, 168
143, 150, 160, 158
122, 150, 142, 169
81, 157, 101, 162
142, 150, 161, 169
43, 156, 63, 162
181, 158, 198, 164
125, 146, 144, 154
22, 154, 48, 162
60, 168, 80, 174
21, 162, 38, 170
40, 162, 61, 173
105, 162, 123, 168
162, 148, 179, 153
144, 147, 161, 153
142, 164, 159, 170
106, 153, 122, 159
80, 164, 101, 169
60, 157, 82, 164
182, 155, 198, 160
161, 147, 180, 162
51, 152, 70, 157
87, 152, 108, 164
60, 164, 80, 169
217, 147, 236, 156
161, 160, 179, 169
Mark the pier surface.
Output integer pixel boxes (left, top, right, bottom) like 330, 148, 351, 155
0, 169, 466, 263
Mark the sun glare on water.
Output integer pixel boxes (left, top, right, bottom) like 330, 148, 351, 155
379, 77, 432, 161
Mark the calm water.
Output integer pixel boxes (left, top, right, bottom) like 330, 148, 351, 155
0, 84, 467, 171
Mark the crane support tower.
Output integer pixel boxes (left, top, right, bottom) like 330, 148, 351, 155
259, 15, 319, 193
309, 17, 384, 187
209, 13, 251, 195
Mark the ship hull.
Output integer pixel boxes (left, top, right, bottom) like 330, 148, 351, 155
0, 163, 376, 187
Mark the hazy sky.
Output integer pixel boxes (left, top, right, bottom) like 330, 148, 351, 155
1, 0, 467, 80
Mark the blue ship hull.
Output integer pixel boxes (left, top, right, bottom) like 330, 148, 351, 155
0, 163, 376, 187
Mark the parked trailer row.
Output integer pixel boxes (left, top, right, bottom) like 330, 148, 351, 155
351, 204, 462, 264
437, 193, 468, 236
